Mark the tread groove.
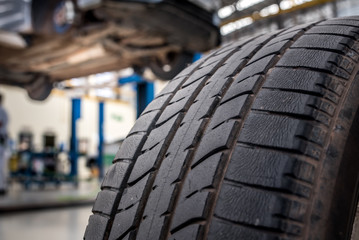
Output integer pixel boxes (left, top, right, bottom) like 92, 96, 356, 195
223, 178, 309, 200
170, 218, 206, 235
275, 65, 348, 80
213, 215, 290, 236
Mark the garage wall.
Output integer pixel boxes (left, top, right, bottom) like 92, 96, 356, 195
0, 85, 136, 155
1, 85, 71, 152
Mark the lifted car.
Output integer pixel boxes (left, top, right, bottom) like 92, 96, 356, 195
0, 0, 221, 100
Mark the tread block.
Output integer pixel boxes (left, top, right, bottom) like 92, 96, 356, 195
141, 94, 172, 115
277, 48, 352, 79
208, 219, 281, 240
318, 19, 359, 28
156, 79, 203, 126
214, 184, 305, 235
333, 16, 359, 21
180, 152, 223, 199
118, 174, 150, 210
226, 146, 315, 197
237, 113, 304, 150
237, 113, 324, 160
249, 32, 282, 48
114, 133, 146, 161
128, 141, 164, 183
168, 119, 206, 152
236, 54, 279, 82
153, 100, 221, 194
171, 79, 204, 103
192, 74, 231, 102
169, 224, 201, 240
189, 95, 220, 121
279, 22, 315, 35
215, 35, 259, 55
252, 89, 329, 117
93, 189, 118, 216
143, 113, 183, 151
206, 76, 233, 98
306, 25, 359, 38
108, 202, 138, 240
182, 75, 206, 89
84, 215, 109, 240
211, 54, 246, 79
235, 36, 272, 60
201, 49, 236, 67
222, 75, 262, 103
192, 120, 240, 167
208, 33, 276, 80
171, 191, 210, 230
152, 149, 191, 191
267, 30, 304, 46
292, 34, 355, 54
136, 184, 177, 240
187, 61, 217, 80
101, 161, 130, 189
263, 67, 345, 97
302, 123, 327, 146
129, 110, 159, 135
158, 78, 186, 96
209, 94, 251, 129
175, 58, 204, 78
248, 40, 291, 64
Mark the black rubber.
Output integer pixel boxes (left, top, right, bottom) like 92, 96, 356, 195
84, 17, 359, 240
149, 52, 194, 80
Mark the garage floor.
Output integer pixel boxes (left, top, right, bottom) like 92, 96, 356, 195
0, 205, 92, 240
0, 180, 99, 239
0, 180, 99, 212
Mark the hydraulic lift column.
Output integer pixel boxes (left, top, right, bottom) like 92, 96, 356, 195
118, 74, 154, 118
98, 101, 104, 179
70, 98, 81, 177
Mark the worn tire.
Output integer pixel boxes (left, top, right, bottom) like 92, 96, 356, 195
85, 17, 359, 240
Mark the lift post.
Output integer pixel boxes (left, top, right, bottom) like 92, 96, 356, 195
98, 101, 104, 179
118, 74, 154, 118
70, 98, 81, 177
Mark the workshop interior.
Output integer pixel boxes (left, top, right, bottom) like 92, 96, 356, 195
0, 0, 359, 240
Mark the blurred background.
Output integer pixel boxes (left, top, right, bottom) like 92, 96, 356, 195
0, 0, 358, 239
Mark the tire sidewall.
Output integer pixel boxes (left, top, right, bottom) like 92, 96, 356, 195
309, 72, 359, 240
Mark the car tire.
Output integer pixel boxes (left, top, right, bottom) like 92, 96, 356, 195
32, 0, 73, 35
85, 17, 359, 240
150, 52, 194, 80
25, 75, 53, 101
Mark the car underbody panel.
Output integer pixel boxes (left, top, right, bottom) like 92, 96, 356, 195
0, 0, 220, 100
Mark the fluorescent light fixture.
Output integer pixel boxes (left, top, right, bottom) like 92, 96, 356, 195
236, 0, 264, 11
279, 0, 314, 10
95, 88, 115, 98
260, 4, 280, 17
218, 5, 236, 18
280, 0, 293, 10
220, 17, 253, 35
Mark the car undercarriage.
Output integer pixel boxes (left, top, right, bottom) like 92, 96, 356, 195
0, 0, 221, 100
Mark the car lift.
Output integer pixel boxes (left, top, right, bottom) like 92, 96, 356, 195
69, 74, 155, 179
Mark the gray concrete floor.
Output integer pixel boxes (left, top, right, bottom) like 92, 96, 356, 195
0, 205, 92, 240
0, 180, 99, 212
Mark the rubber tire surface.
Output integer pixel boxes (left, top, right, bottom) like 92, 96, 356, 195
32, 0, 71, 35
150, 52, 194, 80
85, 17, 359, 240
